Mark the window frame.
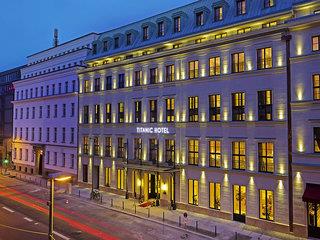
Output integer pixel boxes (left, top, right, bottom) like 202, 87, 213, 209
188, 60, 199, 79
258, 142, 274, 173
259, 189, 274, 221
188, 96, 199, 122
209, 140, 221, 168
313, 74, 320, 100
188, 139, 199, 165
232, 141, 246, 170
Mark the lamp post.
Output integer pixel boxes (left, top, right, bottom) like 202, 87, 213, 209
124, 139, 129, 199
48, 173, 72, 240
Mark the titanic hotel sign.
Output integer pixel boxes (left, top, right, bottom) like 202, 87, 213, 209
136, 127, 171, 134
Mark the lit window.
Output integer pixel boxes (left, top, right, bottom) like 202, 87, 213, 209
83, 136, 89, 154
135, 101, 142, 123
232, 92, 245, 121
188, 96, 199, 122
149, 139, 158, 163
209, 94, 221, 122
259, 190, 274, 221
94, 104, 100, 124
118, 102, 124, 123
262, 21, 277, 28
117, 169, 125, 190
150, 68, 158, 84
264, 0, 275, 8
189, 60, 199, 79
174, 16, 181, 33
105, 103, 112, 123
232, 141, 246, 170
196, 11, 204, 26
258, 90, 272, 121
158, 21, 165, 36
313, 75, 320, 100
188, 139, 199, 165
165, 65, 175, 82
149, 100, 157, 123
231, 52, 245, 73
134, 138, 142, 161
83, 105, 89, 124
209, 182, 221, 210
209, 140, 221, 167
188, 179, 199, 205
237, 0, 246, 15
93, 137, 99, 156
105, 167, 111, 187
237, 27, 251, 34
214, 6, 223, 21
143, 26, 149, 41
209, 56, 221, 76
135, 70, 142, 86
312, 36, 320, 51
105, 137, 112, 157
166, 98, 175, 122
257, 47, 272, 69
117, 137, 125, 158
259, 142, 274, 173
315, 128, 320, 153
165, 139, 175, 164
233, 185, 246, 219
84, 80, 90, 93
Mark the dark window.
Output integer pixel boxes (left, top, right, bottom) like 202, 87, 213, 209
209, 140, 221, 167
135, 101, 142, 123
166, 98, 175, 123
117, 137, 125, 158
166, 65, 175, 82
257, 48, 272, 69
196, 11, 204, 26
209, 94, 221, 122
189, 96, 199, 122
188, 139, 199, 165
312, 36, 320, 51
114, 37, 119, 49
315, 128, 320, 153
174, 17, 181, 33
165, 139, 175, 164
135, 70, 142, 86
118, 102, 124, 123
134, 138, 142, 161
94, 78, 100, 92
189, 61, 199, 79
150, 68, 158, 84
106, 76, 112, 90
214, 6, 223, 21
103, 41, 108, 51
264, 0, 275, 8
143, 26, 149, 41
232, 141, 246, 170
105, 103, 112, 123
314, 75, 320, 100
149, 100, 157, 123
232, 52, 245, 73
237, 0, 246, 15
118, 74, 125, 89
105, 137, 112, 157
126, 33, 132, 45
83, 106, 89, 124
158, 21, 165, 36
258, 142, 274, 173
94, 104, 100, 124
149, 139, 158, 164
92, 44, 97, 54
209, 57, 221, 76
93, 137, 99, 156
232, 92, 245, 121
258, 90, 272, 121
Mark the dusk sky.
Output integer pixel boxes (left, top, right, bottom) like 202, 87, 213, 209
0, 0, 194, 72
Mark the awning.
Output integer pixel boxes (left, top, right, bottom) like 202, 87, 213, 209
123, 163, 180, 173
302, 184, 320, 203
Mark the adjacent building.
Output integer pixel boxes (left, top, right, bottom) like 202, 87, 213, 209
12, 33, 98, 181
77, 0, 320, 238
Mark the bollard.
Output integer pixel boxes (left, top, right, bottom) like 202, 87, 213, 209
214, 226, 217, 237
100, 195, 103, 203
148, 208, 150, 218
179, 216, 181, 227
235, 232, 238, 240
78, 190, 81, 197
162, 212, 165, 222
134, 205, 136, 214
122, 201, 124, 210
196, 221, 198, 231
111, 198, 113, 207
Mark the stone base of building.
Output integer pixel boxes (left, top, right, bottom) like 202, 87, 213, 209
292, 223, 308, 238
246, 217, 290, 235
14, 163, 35, 175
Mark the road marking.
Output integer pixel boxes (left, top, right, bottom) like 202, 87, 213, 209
2, 207, 14, 213
23, 217, 33, 222
29, 189, 41, 193
53, 231, 70, 240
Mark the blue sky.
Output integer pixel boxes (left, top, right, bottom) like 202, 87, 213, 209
0, 0, 194, 71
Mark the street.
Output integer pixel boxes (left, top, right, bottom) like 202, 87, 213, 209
0, 174, 210, 240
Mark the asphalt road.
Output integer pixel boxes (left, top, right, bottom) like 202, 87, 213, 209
0, 175, 209, 240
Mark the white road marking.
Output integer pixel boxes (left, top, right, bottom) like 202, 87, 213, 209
23, 217, 33, 222
2, 207, 14, 213
29, 189, 41, 193
53, 231, 70, 240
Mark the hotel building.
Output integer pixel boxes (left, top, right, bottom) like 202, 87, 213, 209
77, 0, 320, 237
12, 33, 98, 180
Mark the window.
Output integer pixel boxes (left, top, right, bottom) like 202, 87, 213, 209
39, 127, 42, 142
105, 103, 112, 123
258, 90, 272, 121
262, 21, 277, 28
92, 44, 97, 54
149, 100, 157, 123
209, 140, 221, 167
264, 0, 275, 8
46, 151, 50, 164
20, 108, 23, 119
106, 76, 112, 90
58, 83, 62, 94
94, 104, 100, 124
196, 11, 204, 26
232, 92, 245, 121
134, 138, 142, 161
166, 98, 175, 122
46, 127, 50, 142
237, 0, 246, 15
117, 169, 125, 190
118, 74, 125, 89
126, 33, 132, 46
259, 142, 274, 173
94, 78, 100, 92
118, 102, 124, 123
54, 128, 57, 142
135, 70, 142, 86
188, 139, 199, 165
54, 104, 57, 118
72, 80, 76, 92
15, 108, 17, 119
117, 137, 125, 158
232, 52, 245, 73
209, 182, 221, 210
188, 179, 199, 205
209, 56, 221, 76
70, 128, 75, 144
47, 105, 50, 118
188, 96, 199, 122
52, 84, 55, 95
83, 105, 89, 124
62, 104, 66, 117
65, 81, 69, 93
71, 103, 75, 117
259, 190, 274, 221
70, 154, 75, 169
315, 128, 320, 153
83, 136, 89, 155
150, 68, 158, 84
25, 149, 29, 161
312, 36, 320, 51
84, 80, 90, 93
257, 48, 272, 69
114, 37, 119, 49
214, 6, 223, 21
62, 153, 66, 167
174, 17, 181, 33
103, 41, 108, 51
232, 141, 246, 170
143, 26, 149, 41
25, 127, 29, 140
189, 61, 199, 79
209, 94, 221, 122
26, 107, 29, 119
93, 137, 99, 156
32, 107, 35, 119
149, 139, 158, 164
233, 185, 246, 217
158, 21, 165, 37
313, 74, 320, 100
105, 137, 112, 157
31, 128, 34, 141
105, 168, 111, 187
135, 101, 142, 123
165, 65, 175, 82
20, 128, 22, 140
165, 139, 175, 164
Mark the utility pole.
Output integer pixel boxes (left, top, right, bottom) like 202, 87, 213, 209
48, 178, 54, 240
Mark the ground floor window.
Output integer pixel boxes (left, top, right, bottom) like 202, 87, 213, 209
188, 179, 199, 205
209, 182, 221, 210
105, 167, 111, 187
259, 189, 274, 221
117, 169, 125, 190
308, 202, 320, 228
233, 185, 246, 222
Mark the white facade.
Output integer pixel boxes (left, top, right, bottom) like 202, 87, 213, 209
12, 33, 98, 179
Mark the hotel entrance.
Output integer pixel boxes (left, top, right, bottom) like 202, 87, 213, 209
148, 173, 160, 199
233, 185, 246, 223
303, 183, 320, 238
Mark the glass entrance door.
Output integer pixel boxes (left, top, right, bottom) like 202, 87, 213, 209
233, 185, 246, 223
308, 202, 320, 238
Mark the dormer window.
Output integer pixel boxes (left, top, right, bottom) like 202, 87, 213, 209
103, 41, 108, 51
126, 33, 132, 46
264, 0, 275, 8
196, 11, 204, 26
158, 21, 165, 37
174, 17, 181, 33
114, 37, 120, 49
237, 0, 246, 15
214, 6, 223, 21
143, 26, 149, 41
92, 44, 97, 54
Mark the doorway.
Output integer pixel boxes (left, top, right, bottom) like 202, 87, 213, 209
38, 153, 43, 175
148, 173, 159, 199
233, 185, 246, 223
92, 166, 100, 189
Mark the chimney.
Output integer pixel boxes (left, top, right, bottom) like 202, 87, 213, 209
53, 29, 59, 47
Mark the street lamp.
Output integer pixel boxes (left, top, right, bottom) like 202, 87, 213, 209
124, 139, 129, 199
48, 173, 72, 240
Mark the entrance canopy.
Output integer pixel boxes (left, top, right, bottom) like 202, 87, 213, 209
124, 163, 180, 173
302, 183, 320, 203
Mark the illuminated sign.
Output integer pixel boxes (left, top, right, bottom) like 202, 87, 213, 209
136, 127, 169, 134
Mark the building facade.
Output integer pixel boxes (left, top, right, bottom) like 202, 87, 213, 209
12, 33, 98, 180
77, 0, 320, 238
0, 66, 23, 164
